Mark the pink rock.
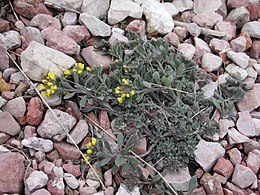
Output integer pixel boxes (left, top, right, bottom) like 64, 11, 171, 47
2, 97, 26, 119
222, 188, 233, 195
132, 137, 147, 155
173, 26, 188, 41
10, 139, 23, 149
62, 163, 81, 177
0, 19, 10, 33
232, 164, 255, 189
29, 14, 61, 30
24, 125, 36, 138
62, 25, 91, 44
203, 178, 223, 195
26, 170, 48, 192
226, 6, 250, 27
192, 11, 223, 28
216, 0, 228, 17
191, 187, 206, 195
0, 112, 20, 136
201, 53, 222, 72
1, 91, 15, 100
213, 157, 234, 178
212, 172, 227, 184
236, 111, 256, 137
230, 36, 247, 52
246, 151, 260, 174
227, 148, 242, 165
104, 169, 112, 187
248, 3, 260, 21
164, 32, 180, 47
79, 186, 96, 195
35, 151, 46, 162
14, 0, 52, 19
227, 0, 249, 8
0, 133, 10, 144
65, 100, 83, 121
219, 119, 234, 138
31, 189, 51, 195
47, 177, 65, 195
98, 110, 110, 130
81, 46, 112, 71
178, 43, 196, 60
54, 142, 81, 161
0, 152, 25, 194
215, 21, 236, 41
26, 97, 44, 126
125, 20, 146, 38
109, 32, 129, 45
67, 120, 89, 144
187, 23, 201, 37
194, 37, 211, 63
38, 160, 55, 175
250, 40, 260, 60
194, 0, 222, 14
226, 182, 245, 195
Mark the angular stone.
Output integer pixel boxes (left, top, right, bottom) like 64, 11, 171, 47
80, 13, 111, 37
116, 184, 140, 195
187, 23, 201, 37
225, 63, 248, 80
164, 32, 180, 47
0, 38, 9, 71
30, 14, 61, 30
236, 111, 256, 137
22, 137, 53, 152
202, 177, 224, 195
109, 31, 129, 45
62, 25, 91, 44
31, 189, 51, 195
172, 0, 193, 12
242, 21, 260, 39
161, 3, 179, 17
26, 170, 48, 192
132, 137, 147, 155
174, 27, 188, 41
215, 21, 236, 41
192, 11, 223, 28
238, 84, 260, 112
227, 148, 242, 165
194, 37, 211, 61
104, 169, 112, 187
194, 139, 225, 172
178, 43, 196, 60
21, 41, 75, 81
0, 19, 10, 33
0, 132, 10, 144
232, 164, 255, 189
2, 97, 26, 119
226, 6, 250, 27
44, 0, 83, 11
213, 157, 234, 178
80, 187, 97, 194
47, 177, 65, 195
194, 0, 222, 14
227, 128, 250, 145
26, 97, 44, 126
81, 0, 110, 19
20, 26, 44, 45
252, 118, 260, 136
201, 53, 222, 72
54, 142, 81, 161
226, 182, 245, 195
2, 30, 21, 50
9, 72, 25, 85
62, 164, 81, 177
64, 173, 78, 189
230, 36, 247, 52
227, 0, 249, 8
227, 51, 250, 68
37, 109, 76, 142
67, 120, 88, 144
61, 12, 77, 27
0, 112, 20, 136
125, 20, 146, 38
246, 151, 260, 174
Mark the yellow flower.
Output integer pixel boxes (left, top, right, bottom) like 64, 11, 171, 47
87, 149, 93, 154
121, 93, 126, 98
77, 70, 83, 74
86, 142, 92, 149
39, 84, 45, 91
72, 68, 77, 72
63, 69, 71, 76
78, 63, 84, 70
130, 90, 135, 96
91, 138, 97, 145
46, 89, 52, 97
83, 154, 90, 162
42, 92, 47, 97
86, 67, 91, 72
42, 79, 48, 84
126, 93, 130, 97
47, 72, 56, 80
115, 87, 121, 94
47, 82, 53, 86
117, 97, 125, 104
51, 85, 58, 90
122, 79, 129, 85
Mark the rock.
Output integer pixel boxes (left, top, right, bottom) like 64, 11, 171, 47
253, 63, 260, 74
2, 30, 21, 50
0, 96, 7, 108
116, 184, 140, 195
173, 26, 188, 41
244, 140, 260, 154
125, 20, 146, 38
62, 164, 81, 177
22, 137, 53, 152
43, 93, 62, 107
141, 0, 174, 35
202, 176, 224, 195
230, 36, 247, 52
81, 46, 112, 70
161, 3, 179, 17
191, 187, 206, 195
47, 177, 65, 195
108, 0, 143, 25
64, 173, 79, 189
26, 170, 48, 192
0, 112, 20, 136
63, 25, 91, 44
21, 41, 75, 82
31, 189, 51, 195
187, 23, 201, 37
53, 166, 64, 178
194, 139, 225, 172
226, 182, 245, 195
201, 81, 218, 99
194, 37, 211, 61
26, 97, 44, 126
9, 72, 25, 85
215, 21, 236, 41
54, 142, 81, 160
79, 13, 111, 37
213, 172, 228, 185
0, 38, 9, 71
246, 151, 260, 174
227, 148, 242, 165
14, 0, 51, 19
241, 21, 260, 39
232, 164, 255, 189
132, 137, 147, 155
227, 128, 250, 144
37, 109, 76, 142
104, 169, 112, 187
109, 31, 129, 45
0, 132, 10, 144
35, 151, 46, 162
86, 179, 100, 189
164, 167, 191, 191
194, 0, 222, 14
86, 163, 103, 182
67, 120, 89, 144
1, 91, 15, 100
178, 43, 196, 60
225, 63, 248, 80
20, 26, 44, 45
236, 111, 256, 137
0, 19, 10, 33
61, 12, 77, 27
105, 187, 115, 195
192, 11, 223, 28
80, 186, 97, 194
252, 118, 260, 136
2, 97, 26, 119
164, 32, 180, 47
239, 32, 252, 50
227, 0, 249, 8
201, 53, 222, 72
44, 0, 82, 11
227, 51, 250, 68
172, 0, 193, 12
226, 6, 250, 27
30, 14, 61, 30
238, 84, 260, 112
219, 119, 234, 138
81, 0, 110, 19
213, 157, 234, 178
65, 100, 83, 121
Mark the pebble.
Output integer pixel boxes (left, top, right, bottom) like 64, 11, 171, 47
172, 0, 193, 12
31, 189, 51, 195
26, 171, 48, 192
86, 179, 100, 189
20, 26, 44, 45
62, 25, 91, 44
67, 120, 89, 144
227, 51, 250, 68
61, 12, 77, 27
187, 23, 201, 37
194, 0, 222, 14
44, 0, 82, 11
226, 6, 250, 27
178, 43, 196, 60
0, 19, 10, 33
104, 169, 113, 187
201, 53, 223, 72
0, 38, 9, 71
252, 118, 260, 136
81, 0, 110, 19
232, 164, 256, 189
22, 137, 53, 152
227, 128, 250, 144
230, 36, 247, 52
62, 163, 81, 177
161, 3, 179, 17
0, 112, 20, 136
64, 173, 79, 189
26, 97, 44, 126
125, 20, 146, 38
2, 30, 21, 50
236, 111, 256, 137
192, 11, 223, 28
213, 157, 234, 178
227, 0, 249, 8
246, 151, 260, 174
47, 177, 65, 195
164, 32, 180, 47
225, 63, 248, 80
215, 21, 236, 41
241, 21, 260, 39
54, 142, 81, 161
29, 14, 61, 30
250, 40, 260, 60
116, 184, 140, 195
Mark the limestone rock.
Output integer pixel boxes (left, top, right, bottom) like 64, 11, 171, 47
81, 0, 110, 19
201, 53, 222, 72
227, 51, 250, 68
242, 21, 260, 39
225, 63, 248, 80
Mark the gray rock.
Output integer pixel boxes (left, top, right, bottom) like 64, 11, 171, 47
242, 21, 260, 39
9, 72, 26, 85
3, 68, 17, 81
201, 81, 218, 99
202, 53, 222, 72
0, 37, 9, 71
67, 120, 89, 144
194, 139, 225, 172
0, 112, 20, 136
236, 111, 256, 137
227, 128, 250, 145
209, 38, 230, 53
20, 26, 44, 45
109, 31, 129, 45
2, 30, 21, 50
21, 41, 75, 82
194, 0, 222, 14
161, 3, 179, 17
62, 12, 77, 27
172, 0, 193, 12
0, 96, 7, 108
164, 167, 191, 191
44, 0, 83, 11
26, 171, 48, 192
81, 0, 110, 19
192, 11, 223, 28
64, 173, 78, 189
178, 43, 195, 60
226, 6, 250, 27
2, 97, 26, 119
225, 63, 248, 80
253, 63, 260, 75
53, 166, 64, 178
80, 13, 111, 37
22, 137, 53, 152
194, 37, 211, 60
116, 184, 140, 195
43, 93, 62, 107
227, 51, 250, 68
37, 109, 76, 142
187, 23, 201, 37
232, 164, 256, 189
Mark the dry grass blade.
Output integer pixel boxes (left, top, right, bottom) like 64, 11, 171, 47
7, 52, 106, 189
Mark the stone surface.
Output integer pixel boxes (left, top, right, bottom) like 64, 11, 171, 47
194, 0, 222, 14
9, 72, 25, 85
2, 97, 26, 119
67, 120, 88, 144
61, 12, 77, 27
125, 20, 146, 38
227, 148, 242, 165
250, 40, 260, 60
26, 97, 44, 126
31, 189, 51, 195
172, 0, 193, 12
252, 118, 260, 136
37, 109, 76, 142
116, 184, 140, 195
141, 0, 174, 35
22, 137, 53, 152
201, 53, 222, 72
0, 38, 9, 71
109, 31, 129, 45
20, 26, 44, 45
213, 157, 234, 178
0, 19, 10, 33
132, 137, 147, 155
227, 0, 249, 8
174, 26, 188, 41
238, 84, 260, 112
227, 128, 250, 144
232, 164, 256, 189
0, 112, 20, 136
242, 21, 260, 39
30, 14, 61, 30
80, 13, 111, 37
225, 63, 248, 80
192, 11, 223, 28
187, 23, 201, 37
246, 151, 260, 174
164, 167, 191, 191
47, 177, 65, 195
2, 30, 21, 50
194, 37, 211, 61
226, 6, 250, 27
63, 25, 91, 44
26, 170, 48, 192
44, 0, 83, 11
178, 43, 196, 60
81, 0, 110, 19
227, 51, 250, 68
215, 21, 236, 41
21, 41, 76, 82
64, 173, 78, 189
54, 142, 81, 160
162, 3, 179, 17
236, 111, 256, 137
164, 32, 180, 47
62, 164, 81, 177
230, 36, 247, 52
194, 139, 225, 172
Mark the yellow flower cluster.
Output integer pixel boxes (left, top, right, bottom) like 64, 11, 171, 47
40, 72, 58, 97
116, 79, 135, 104
63, 62, 91, 78
83, 137, 97, 162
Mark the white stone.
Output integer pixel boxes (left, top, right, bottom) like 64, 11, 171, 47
217, 73, 231, 85
172, 0, 193, 12
116, 184, 140, 195
53, 166, 64, 178
44, 0, 83, 11
232, 164, 256, 189
64, 173, 79, 189
252, 118, 260, 136
194, 139, 225, 172
178, 43, 195, 60
22, 137, 53, 152
242, 21, 260, 39
79, 13, 111, 37
227, 51, 250, 68
43, 93, 62, 107
253, 64, 260, 75
142, 0, 174, 35
21, 41, 75, 82
201, 81, 217, 99
161, 3, 179, 17
194, 0, 222, 14
108, 0, 143, 25
26, 171, 48, 192
202, 53, 222, 72
164, 167, 191, 191
20, 26, 44, 45
0, 96, 7, 108
2, 30, 21, 50
62, 12, 77, 27
226, 6, 250, 27
81, 0, 110, 19
225, 63, 248, 80
227, 128, 250, 145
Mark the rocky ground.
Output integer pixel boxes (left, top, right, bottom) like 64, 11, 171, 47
0, 0, 260, 194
